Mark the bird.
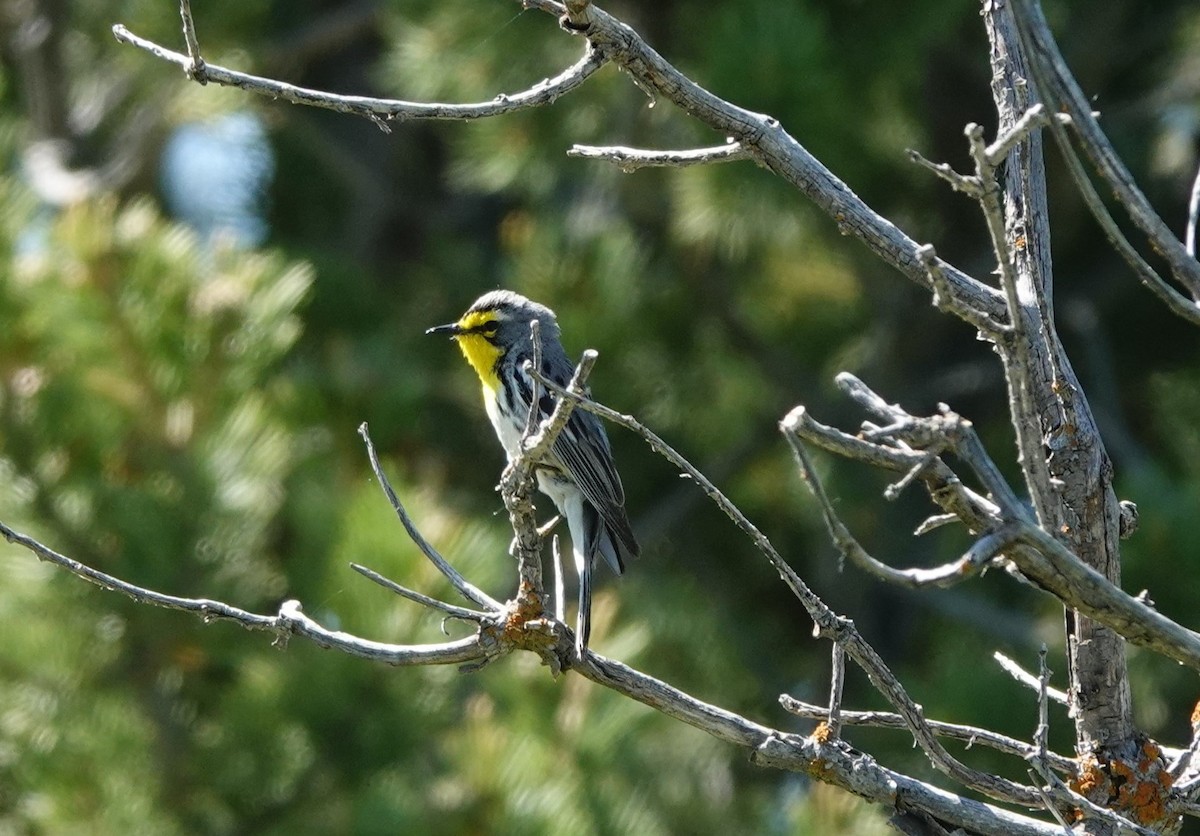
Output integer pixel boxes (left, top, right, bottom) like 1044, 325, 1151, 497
427, 290, 639, 657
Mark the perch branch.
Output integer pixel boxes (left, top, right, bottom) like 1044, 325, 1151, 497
0, 520, 493, 666
1, 516, 1067, 834
532, 373, 1045, 808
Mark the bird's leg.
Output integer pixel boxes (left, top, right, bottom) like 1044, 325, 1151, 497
537, 514, 562, 538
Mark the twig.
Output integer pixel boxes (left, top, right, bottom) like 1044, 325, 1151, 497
796, 375, 1200, 671
984, 104, 1051, 167
112, 24, 607, 126
906, 149, 982, 197
964, 119, 1059, 519
1025, 769, 1074, 836
827, 643, 846, 738
0, 520, 493, 666
567, 142, 750, 169
1011, 0, 1200, 300
517, 350, 597, 469
350, 563, 490, 622
358, 422, 502, 611
501, 349, 598, 649
1032, 644, 1052, 772
1031, 88, 1200, 325
782, 419, 1004, 588
994, 651, 1069, 706
781, 696, 1076, 774
916, 242, 1002, 335
178, 0, 206, 82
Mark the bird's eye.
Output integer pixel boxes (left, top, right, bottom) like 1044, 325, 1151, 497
480, 322, 499, 334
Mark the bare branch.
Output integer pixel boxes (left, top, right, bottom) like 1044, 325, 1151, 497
779, 696, 1077, 774
178, 0, 206, 81
501, 348, 598, 657
794, 375, 1200, 673
1032, 644, 1053, 774
1030, 92, 1200, 326
0, 520, 494, 666
1012, 0, 1200, 301
782, 416, 1007, 588
531, 374, 1045, 807
567, 142, 750, 169
827, 643, 846, 739
584, 654, 1064, 836
907, 148, 982, 197
358, 423, 502, 611
522, 319, 544, 441
994, 651, 1069, 706
350, 563, 490, 623
984, 103, 1051, 167
111, 24, 607, 126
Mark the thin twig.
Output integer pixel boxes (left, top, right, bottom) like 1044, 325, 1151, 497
984, 104, 1050, 167
780, 696, 1076, 773
112, 24, 607, 126
827, 643, 846, 738
358, 422, 502, 611
0, 520, 492, 666
178, 0, 206, 81
1026, 769, 1074, 836
907, 148, 983, 197
916, 242, 1002, 334
350, 563, 490, 622
1012, 0, 1200, 300
1033, 644, 1052, 772
552, 534, 565, 624
994, 651, 1069, 706
568, 142, 750, 169
523, 319, 543, 441
782, 419, 1002, 587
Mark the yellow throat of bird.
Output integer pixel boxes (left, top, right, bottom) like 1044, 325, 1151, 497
453, 312, 503, 392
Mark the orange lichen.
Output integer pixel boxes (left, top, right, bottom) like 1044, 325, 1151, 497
811, 721, 833, 745
1191, 698, 1200, 728
1068, 744, 1174, 829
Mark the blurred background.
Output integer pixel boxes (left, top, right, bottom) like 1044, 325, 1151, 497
1, 0, 1199, 833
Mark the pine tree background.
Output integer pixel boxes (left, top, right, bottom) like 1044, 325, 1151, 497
1, 1, 1199, 833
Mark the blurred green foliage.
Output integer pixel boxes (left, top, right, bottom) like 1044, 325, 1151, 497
1, 0, 1200, 833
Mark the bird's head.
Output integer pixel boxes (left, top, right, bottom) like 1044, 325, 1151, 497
427, 290, 560, 389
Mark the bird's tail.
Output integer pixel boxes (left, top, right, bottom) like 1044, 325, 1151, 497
568, 500, 636, 658
574, 540, 592, 659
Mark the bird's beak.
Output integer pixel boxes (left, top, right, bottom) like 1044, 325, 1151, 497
426, 322, 463, 337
